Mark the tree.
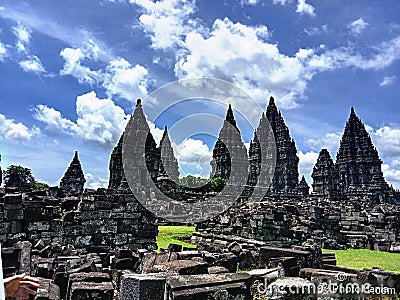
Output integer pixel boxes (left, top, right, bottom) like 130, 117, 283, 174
3, 165, 38, 190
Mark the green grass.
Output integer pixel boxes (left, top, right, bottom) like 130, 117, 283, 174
322, 248, 400, 273
156, 225, 196, 251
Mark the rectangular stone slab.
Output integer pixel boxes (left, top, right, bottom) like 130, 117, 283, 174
120, 273, 166, 300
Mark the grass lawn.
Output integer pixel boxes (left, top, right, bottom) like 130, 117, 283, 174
322, 248, 400, 273
156, 225, 196, 251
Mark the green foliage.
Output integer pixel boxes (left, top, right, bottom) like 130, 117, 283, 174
180, 175, 227, 193
3, 165, 35, 190
156, 225, 196, 251
322, 248, 400, 273
180, 175, 208, 188
31, 181, 49, 191
3, 164, 48, 191
205, 177, 228, 192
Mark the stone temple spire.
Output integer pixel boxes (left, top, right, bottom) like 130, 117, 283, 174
225, 104, 237, 129
312, 149, 341, 199
210, 104, 248, 183
60, 151, 86, 194
108, 134, 124, 189
158, 126, 179, 182
265, 96, 299, 191
336, 107, 387, 192
108, 99, 159, 189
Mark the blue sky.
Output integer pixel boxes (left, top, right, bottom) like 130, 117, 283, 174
0, 0, 399, 189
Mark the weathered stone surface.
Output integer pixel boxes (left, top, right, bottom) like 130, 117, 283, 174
166, 273, 251, 300
69, 282, 113, 300
151, 260, 208, 275
120, 273, 166, 300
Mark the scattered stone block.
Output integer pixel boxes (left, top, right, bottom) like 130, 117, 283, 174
120, 273, 166, 300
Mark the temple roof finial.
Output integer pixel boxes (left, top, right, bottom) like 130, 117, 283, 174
269, 96, 275, 105
225, 104, 237, 127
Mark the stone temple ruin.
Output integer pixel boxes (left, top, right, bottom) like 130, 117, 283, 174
1, 96, 400, 299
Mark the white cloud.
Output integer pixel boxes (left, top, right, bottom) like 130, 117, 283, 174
348, 18, 369, 35
382, 164, 400, 190
176, 18, 311, 109
306, 36, 400, 71
130, 0, 198, 50
85, 173, 108, 189
296, 0, 315, 16
33, 105, 79, 133
59, 42, 149, 101
19, 55, 46, 74
174, 138, 212, 178
0, 42, 7, 61
33, 91, 129, 146
0, 113, 40, 141
306, 131, 341, 157
103, 57, 149, 102
240, 0, 260, 6
380, 76, 396, 87
368, 124, 400, 159
298, 150, 319, 177
12, 22, 31, 52
147, 121, 164, 145
60, 47, 99, 84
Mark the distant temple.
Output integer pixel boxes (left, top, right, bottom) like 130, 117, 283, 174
59, 151, 86, 194
107, 97, 397, 204
311, 107, 395, 202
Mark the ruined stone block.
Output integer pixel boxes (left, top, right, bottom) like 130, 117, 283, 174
69, 282, 113, 300
120, 273, 166, 300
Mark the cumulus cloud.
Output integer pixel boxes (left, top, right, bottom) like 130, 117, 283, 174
0, 113, 40, 141
296, 0, 315, 16
130, 0, 198, 50
382, 164, 400, 190
298, 150, 319, 177
348, 18, 369, 35
19, 55, 46, 74
59, 41, 150, 101
33, 91, 129, 147
103, 58, 149, 102
380, 76, 396, 87
174, 138, 212, 178
60, 47, 99, 84
85, 173, 108, 189
176, 18, 310, 109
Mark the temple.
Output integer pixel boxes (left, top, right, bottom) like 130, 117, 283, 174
59, 151, 86, 194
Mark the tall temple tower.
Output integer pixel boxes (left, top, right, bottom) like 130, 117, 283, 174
60, 151, 86, 194
210, 104, 248, 185
311, 148, 341, 199
265, 97, 299, 192
336, 107, 388, 193
108, 134, 124, 189
158, 126, 179, 183
108, 99, 164, 189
